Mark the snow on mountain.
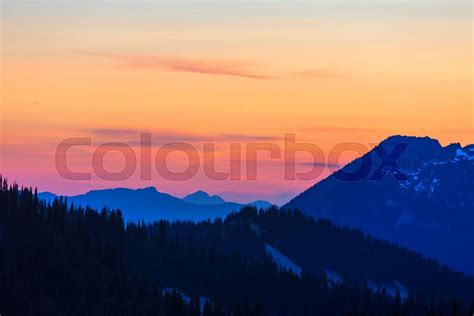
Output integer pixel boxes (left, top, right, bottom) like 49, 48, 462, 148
454, 148, 474, 161
265, 244, 302, 277
284, 135, 474, 274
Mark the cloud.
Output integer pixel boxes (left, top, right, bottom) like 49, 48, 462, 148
88, 52, 271, 79
87, 52, 343, 80
85, 128, 280, 144
88, 128, 141, 138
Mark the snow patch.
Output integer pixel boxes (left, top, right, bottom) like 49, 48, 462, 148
414, 183, 424, 192
265, 244, 302, 277
456, 148, 468, 158
430, 160, 448, 165
405, 175, 440, 196
454, 148, 474, 161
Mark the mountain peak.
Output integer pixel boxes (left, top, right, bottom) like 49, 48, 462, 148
190, 190, 211, 198
183, 191, 226, 205
284, 134, 474, 274
379, 135, 441, 149
138, 186, 158, 193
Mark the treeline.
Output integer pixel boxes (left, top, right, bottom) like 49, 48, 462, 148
225, 207, 474, 301
0, 177, 472, 315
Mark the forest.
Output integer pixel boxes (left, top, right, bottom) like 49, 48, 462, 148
0, 176, 473, 315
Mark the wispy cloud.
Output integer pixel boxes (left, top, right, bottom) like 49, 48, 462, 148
86, 128, 279, 144
88, 52, 271, 79
87, 52, 343, 80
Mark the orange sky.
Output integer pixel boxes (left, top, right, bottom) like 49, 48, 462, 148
1, 1, 472, 204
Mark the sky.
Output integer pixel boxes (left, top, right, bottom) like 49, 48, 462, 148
1, 0, 472, 204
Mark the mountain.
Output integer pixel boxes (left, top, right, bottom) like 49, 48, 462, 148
183, 191, 273, 209
39, 188, 271, 223
183, 191, 226, 205
39, 187, 241, 222
284, 135, 474, 274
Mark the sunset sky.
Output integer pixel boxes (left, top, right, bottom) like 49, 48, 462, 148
1, 0, 472, 204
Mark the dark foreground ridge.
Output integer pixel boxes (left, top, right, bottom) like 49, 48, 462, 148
1, 176, 473, 315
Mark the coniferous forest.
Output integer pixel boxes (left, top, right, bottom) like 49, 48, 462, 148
1, 177, 473, 315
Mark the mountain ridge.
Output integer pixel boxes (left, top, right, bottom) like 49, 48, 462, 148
39, 187, 272, 223
284, 135, 474, 274
183, 190, 226, 205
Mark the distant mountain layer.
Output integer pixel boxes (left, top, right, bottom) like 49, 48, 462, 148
39, 188, 271, 223
284, 135, 474, 275
183, 191, 226, 205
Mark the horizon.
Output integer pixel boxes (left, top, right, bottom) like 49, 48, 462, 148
38, 186, 278, 206
1, 0, 473, 204
9, 133, 473, 205
2, 133, 472, 205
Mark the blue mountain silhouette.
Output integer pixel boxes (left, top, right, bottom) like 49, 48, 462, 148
183, 191, 226, 205
39, 188, 271, 223
284, 135, 474, 274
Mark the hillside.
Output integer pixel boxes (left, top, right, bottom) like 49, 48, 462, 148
284, 135, 474, 274
1, 177, 473, 315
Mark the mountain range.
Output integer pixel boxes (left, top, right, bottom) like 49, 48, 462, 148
39, 135, 474, 275
39, 188, 272, 223
284, 135, 474, 275
2, 134, 474, 314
